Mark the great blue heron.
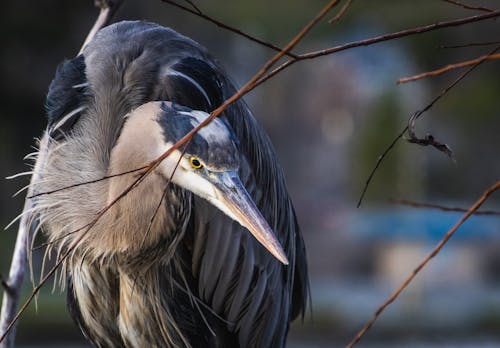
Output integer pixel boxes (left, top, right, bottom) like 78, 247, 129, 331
29, 21, 308, 347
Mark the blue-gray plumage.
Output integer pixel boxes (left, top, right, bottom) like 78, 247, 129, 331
34, 20, 308, 347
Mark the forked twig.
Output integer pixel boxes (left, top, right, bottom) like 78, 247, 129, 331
347, 181, 500, 347
406, 45, 499, 153
356, 45, 500, 208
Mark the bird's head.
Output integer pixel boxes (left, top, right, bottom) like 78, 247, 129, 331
118, 101, 288, 264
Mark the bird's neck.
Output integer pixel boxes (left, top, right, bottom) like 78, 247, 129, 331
84, 108, 190, 260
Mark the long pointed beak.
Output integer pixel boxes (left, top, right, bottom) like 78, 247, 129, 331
209, 171, 289, 265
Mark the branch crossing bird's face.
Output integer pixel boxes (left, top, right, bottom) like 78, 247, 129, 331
148, 102, 288, 264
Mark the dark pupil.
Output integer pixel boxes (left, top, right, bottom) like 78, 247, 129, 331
192, 159, 201, 167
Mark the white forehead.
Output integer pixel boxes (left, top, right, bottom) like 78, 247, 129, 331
180, 110, 232, 144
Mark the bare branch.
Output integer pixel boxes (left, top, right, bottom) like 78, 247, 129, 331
253, 9, 500, 91
79, 0, 124, 54
348, 180, 500, 347
160, 0, 299, 59
390, 198, 500, 216
442, 0, 494, 12
397, 52, 500, 84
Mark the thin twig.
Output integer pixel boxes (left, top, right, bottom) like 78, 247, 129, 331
442, 0, 494, 12
356, 45, 498, 207
27, 165, 147, 199
390, 198, 500, 215
397, 52, 500, 84
160, 0, 299, 59
328, 0, 354, 24
440, 40, 500, 49
347, 181, 500, 347
356, 128, 407, 208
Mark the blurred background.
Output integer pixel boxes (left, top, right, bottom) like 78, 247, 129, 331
1, 1, 500, 347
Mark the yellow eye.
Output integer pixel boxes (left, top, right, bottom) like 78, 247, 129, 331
189, 157, 203, 169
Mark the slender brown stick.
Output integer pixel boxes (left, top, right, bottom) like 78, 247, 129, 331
442, 0, 494, 12
347, 181, 500, 347
390, 198, 500, 216
397, 53, 500, 84
27, 165, 148, 199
